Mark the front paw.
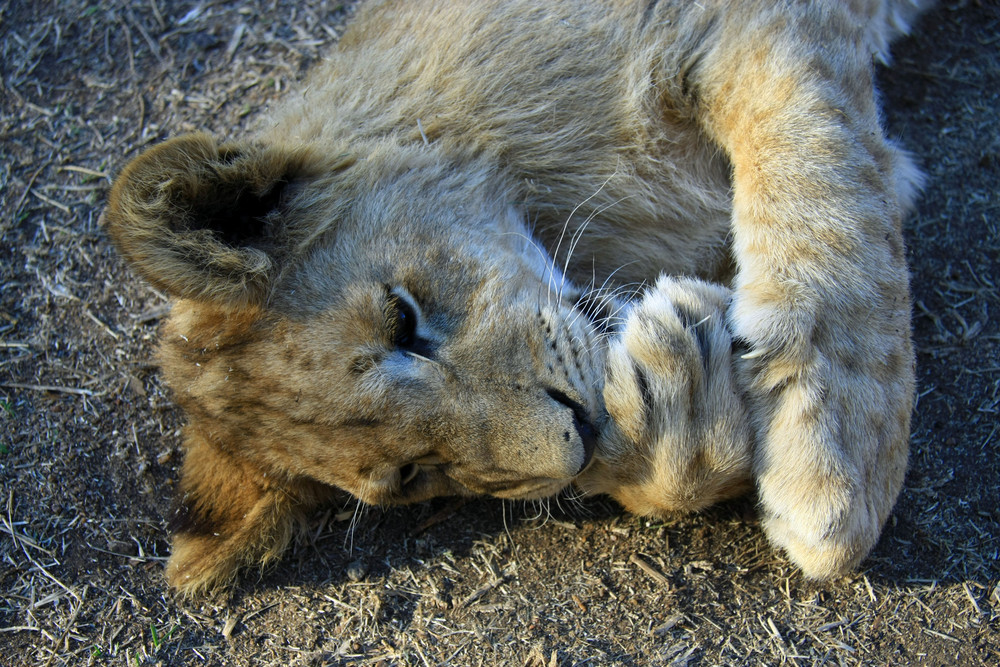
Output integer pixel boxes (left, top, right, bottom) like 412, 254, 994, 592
731, 286, 913, 578
578, 276, 753, 515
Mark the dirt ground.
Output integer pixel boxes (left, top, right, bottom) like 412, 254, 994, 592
1, 0, 998, 665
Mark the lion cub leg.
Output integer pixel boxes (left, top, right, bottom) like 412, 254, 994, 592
578, 276, 753, 515
681, 5, 917, 577
166, 429, 331, 594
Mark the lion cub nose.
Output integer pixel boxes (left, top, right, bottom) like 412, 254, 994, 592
575, 418, 597, 474
545, 388, 597, 474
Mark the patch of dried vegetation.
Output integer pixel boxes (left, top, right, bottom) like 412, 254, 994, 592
1, 1, 998, 665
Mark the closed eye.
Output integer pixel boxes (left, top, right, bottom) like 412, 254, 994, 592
391, 293, 418, 347
385, 286, 436, 358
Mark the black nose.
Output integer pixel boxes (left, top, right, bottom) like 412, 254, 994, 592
545, 388, 597, 474
574, 415, 597, 473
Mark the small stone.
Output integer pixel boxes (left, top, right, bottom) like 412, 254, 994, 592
346, 560, 368, 582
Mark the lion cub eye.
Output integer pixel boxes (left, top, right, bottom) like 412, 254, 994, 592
385, 287, 420, 349
385, 286, 437, 358
393, 298, 418, 348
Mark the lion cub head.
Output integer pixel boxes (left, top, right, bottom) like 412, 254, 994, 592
105, 133, 604, 590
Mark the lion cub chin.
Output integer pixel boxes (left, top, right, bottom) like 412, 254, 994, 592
105, 0, 926, 593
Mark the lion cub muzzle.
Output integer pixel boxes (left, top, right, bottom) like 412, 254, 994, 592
392, 296, 604, 503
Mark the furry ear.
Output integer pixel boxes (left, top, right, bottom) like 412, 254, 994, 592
104, 133, 316, 307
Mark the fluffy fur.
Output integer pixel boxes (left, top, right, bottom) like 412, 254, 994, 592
105, 0, 928, 593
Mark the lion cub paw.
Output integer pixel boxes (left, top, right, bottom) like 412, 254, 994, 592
578, 276, 753, 515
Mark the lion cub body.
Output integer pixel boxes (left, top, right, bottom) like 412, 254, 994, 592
106, 0, 927, 592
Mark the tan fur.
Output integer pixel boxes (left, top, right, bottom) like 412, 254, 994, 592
105, 0, 928, 593
577, 277, 754, 514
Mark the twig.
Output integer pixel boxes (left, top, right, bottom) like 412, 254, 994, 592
86, 308, 120, 340
127, 10, 165, 66
31, 189, 72, 214
41, 586, 88, 667
0, 521, 54, 556
0, 626, 44, 633
12, 162, 49, 220
455, 569, 511, 609
7, 492, 81, 608
85, 543, 168, 562
962, 582, 983, 616
0, 382, 96, 397
922, 627, 960, 643
59, 165, 111, 180
630, 554, 670, 587
226, 23, 247, 62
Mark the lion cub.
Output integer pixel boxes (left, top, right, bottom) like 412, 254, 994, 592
105, 0, 927, 593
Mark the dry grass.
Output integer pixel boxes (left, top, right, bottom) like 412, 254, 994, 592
1, 0, 998, 665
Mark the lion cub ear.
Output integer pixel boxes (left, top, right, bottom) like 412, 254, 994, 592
104, 133, 318, 307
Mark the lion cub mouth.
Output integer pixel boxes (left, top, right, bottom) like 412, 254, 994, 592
393, 461, 579, 502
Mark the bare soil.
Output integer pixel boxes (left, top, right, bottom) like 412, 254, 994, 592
1, 1, 998, 665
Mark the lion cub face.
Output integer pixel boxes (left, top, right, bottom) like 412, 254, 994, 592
107, 134, 604, 509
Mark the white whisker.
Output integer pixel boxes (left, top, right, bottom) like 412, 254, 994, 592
552, 167, 620, 303
498, 229, 562, 310
563, 194, 635, 285
345, 495, 368, 554
406, 351, 439, 366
